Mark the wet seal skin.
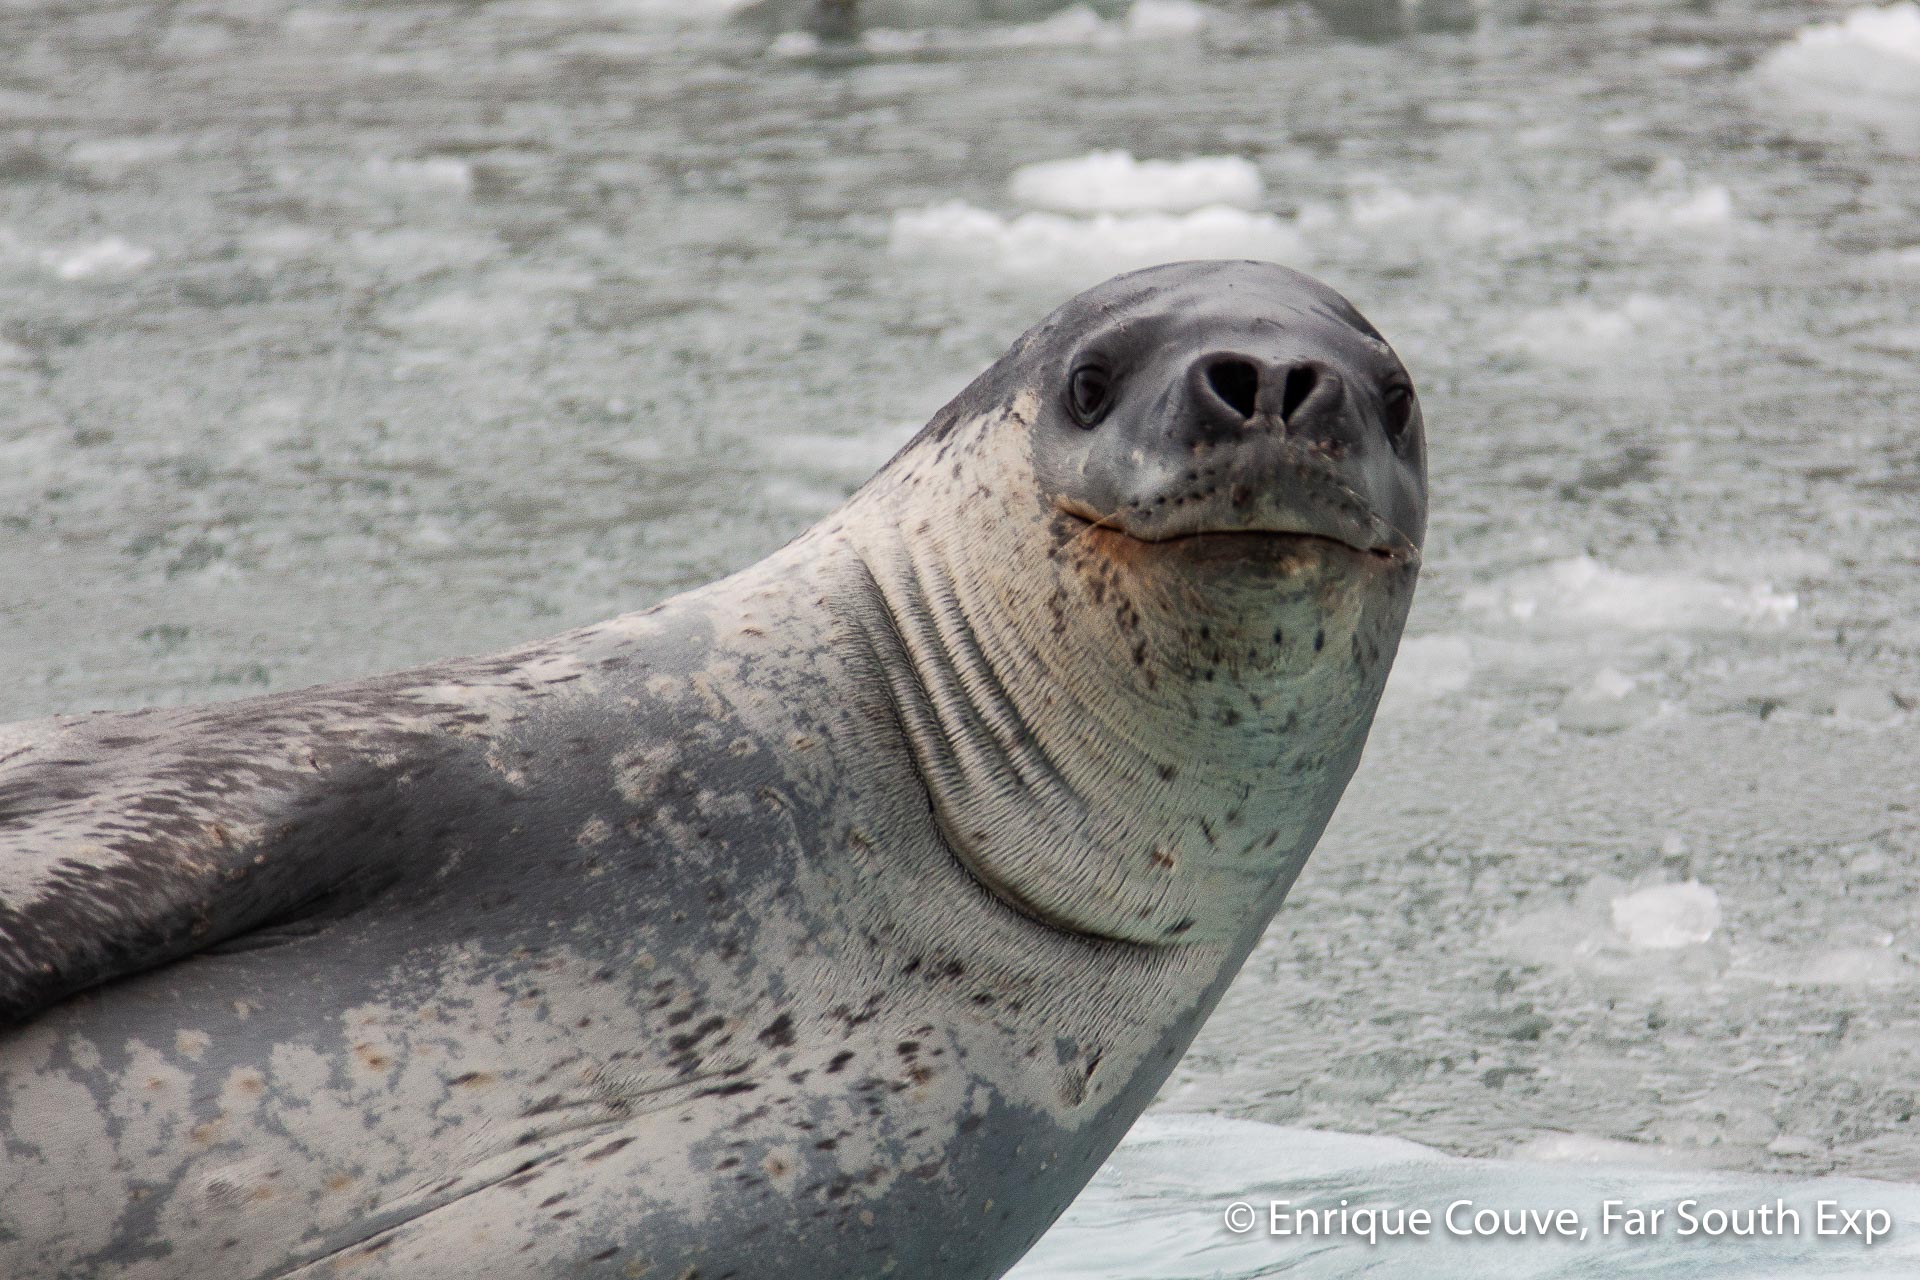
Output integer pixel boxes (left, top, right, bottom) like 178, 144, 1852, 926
0, 260, 1426, 1280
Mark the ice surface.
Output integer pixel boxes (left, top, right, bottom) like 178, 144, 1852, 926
1379, 634, 1475, 705
1012, 1114, 1920, 1279
1465, 557, 1796, 634
888, 200, 1306, 287
1008, 151, 1263, 214
1608, 184, 1738, 235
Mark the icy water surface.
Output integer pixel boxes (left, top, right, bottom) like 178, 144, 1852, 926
3, 0, 1919, 1263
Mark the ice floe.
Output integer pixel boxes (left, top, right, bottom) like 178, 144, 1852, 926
1299, 183, 1525, 245
1796, 946, 1913, 988
1013, 1113, 1920, 1278
888, 200, 1303, 287
1610, 881, 1721, 950
774, 0, 1209, 56
1755, 3, 1920, 149
1465, 556, 1797, 635
1606, 184, 1737, 235
1009, 150, 1262, 214
1553, 665, 1667, 734
1494, 294, 1684, 365
1, 231, 157, 281
1379, 634, 1474, 707
361, 155, 475, 194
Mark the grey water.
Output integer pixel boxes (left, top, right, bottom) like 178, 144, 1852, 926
2, 0, 1918, 1218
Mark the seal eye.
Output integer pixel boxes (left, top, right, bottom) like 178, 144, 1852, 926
1382, 384, 1415, 449
1067, 364, 1113, 428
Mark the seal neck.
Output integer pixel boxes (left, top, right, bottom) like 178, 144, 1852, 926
830, 411, 1397, 947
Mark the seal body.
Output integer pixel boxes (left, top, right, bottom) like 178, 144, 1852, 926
0, 261, 1426, 1279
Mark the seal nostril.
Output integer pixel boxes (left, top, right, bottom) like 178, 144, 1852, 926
1205, 359, 1259, 421
1280, 364, 1320, 423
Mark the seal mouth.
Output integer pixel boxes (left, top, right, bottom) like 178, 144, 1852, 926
1054, 501, 1418, 566
1053, 442, 1420, 565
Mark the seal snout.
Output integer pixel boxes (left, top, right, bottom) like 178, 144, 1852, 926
1191, 352, 1346, 446
1024, 261, 1429, 560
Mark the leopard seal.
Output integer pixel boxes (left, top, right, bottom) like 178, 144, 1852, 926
0, 259, 1426, 1280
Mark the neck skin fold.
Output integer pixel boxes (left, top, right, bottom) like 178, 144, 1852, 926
829, 405, 1407, 948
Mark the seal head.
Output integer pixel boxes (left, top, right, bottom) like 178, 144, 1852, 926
842, 260, 1425, 949
1032, 259, 1425, 557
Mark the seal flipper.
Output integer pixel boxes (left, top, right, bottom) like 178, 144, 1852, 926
0, 684, 459, 1028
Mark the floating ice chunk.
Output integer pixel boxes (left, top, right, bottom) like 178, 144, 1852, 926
242, 225, 329, 265
1767, 1134, 1826, 1158
593, 0, 757, 18
1507, 1132, 1692, 1167
1299, 184, 1524, 244
1755, 3, 1920, 148
385, 270, 587, 342
888, 200, 1306, 287
66, 135, 187, 179
767, 29, 819, 56
1653, 45, 1719, 71
1826, 684, 1904, 723
997, 3, 1104, 43
1555, 667, 1662, 734
1465, 556, 1797, 633
1496, 294, 1677, 365
1760, 3, 1920, 97
1610, 881, 1720, 950
1797, 946, 1911, 987
845, 1, 1209, 54
1006, 0, 1207, 44
1379, 634, 1472, 706
1607, 184, 1736, 234
46, 237, 155, 280
1009, 151, 1263, 214
1858, 324, 1920, 355
346, 229, 501, 279
362, 156, 474, 194
1123, 0, 1209, 37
